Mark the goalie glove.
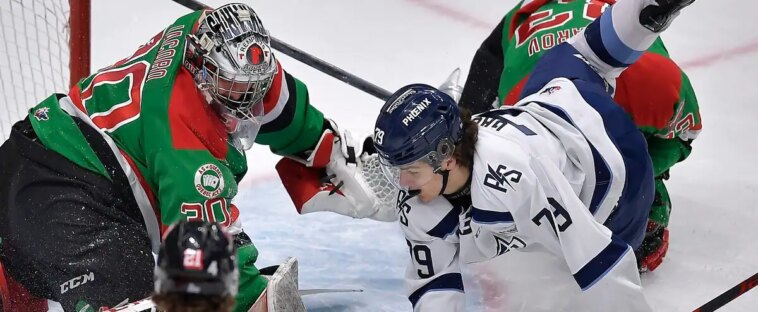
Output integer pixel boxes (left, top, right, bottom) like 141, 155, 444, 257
276, 120, 398, 222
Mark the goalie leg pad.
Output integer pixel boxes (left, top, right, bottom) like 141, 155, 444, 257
250, 257, 305, 312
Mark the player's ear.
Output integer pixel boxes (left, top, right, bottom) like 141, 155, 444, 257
443, 156, 457, 170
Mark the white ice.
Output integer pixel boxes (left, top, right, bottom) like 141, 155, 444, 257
85, 0, 758, 310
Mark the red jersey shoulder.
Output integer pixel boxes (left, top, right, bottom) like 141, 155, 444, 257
168, 67, 229, 159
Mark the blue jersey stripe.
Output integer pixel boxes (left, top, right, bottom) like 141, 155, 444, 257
426, 205, 462, 240
476, 109, 537, 136
584, 8, 629, 68
408, 273, 465, 308
570, 81, 653, 248
530, 102, 612, 216
588, 145, 612, 215
599, 6, 643, 65
471, 206, 514, 224
573, 235, 631, 290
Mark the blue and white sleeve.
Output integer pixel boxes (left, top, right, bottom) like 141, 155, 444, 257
569, 0, 663, 81
468, 140, 536, 259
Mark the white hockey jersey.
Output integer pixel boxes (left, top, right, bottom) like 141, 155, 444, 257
399, 78, 651, 312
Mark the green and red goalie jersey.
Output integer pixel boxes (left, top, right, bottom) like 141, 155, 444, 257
25, 9, 323, 311
463, 0, 701, 177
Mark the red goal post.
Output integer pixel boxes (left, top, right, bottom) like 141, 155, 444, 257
0, 0, 90, 141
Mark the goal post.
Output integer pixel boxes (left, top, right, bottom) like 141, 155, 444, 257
69, 0, 91, 89
0, 0, 90, 141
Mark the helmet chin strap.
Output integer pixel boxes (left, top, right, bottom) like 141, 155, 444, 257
408, 169, 450, 197
435, 168, 451, 196
407, 167, 449, 198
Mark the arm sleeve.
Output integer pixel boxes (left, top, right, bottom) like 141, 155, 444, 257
459, 17, 506, 114
468, 143, 539, 259
528, 155, 650, 311
646, 135, 692, 177
459, 2, 522, 113
470, 142, 648, 310
255, 62, 326, 156
646, 70, 700, 177
614, 44, 701, 177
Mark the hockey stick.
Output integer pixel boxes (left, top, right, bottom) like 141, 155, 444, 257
299, 288, 364, 296
172, 0, 393, 101
258, 265, 364, 296
692, 272, 758, 312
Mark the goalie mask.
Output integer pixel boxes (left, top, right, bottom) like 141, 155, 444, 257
185, 3, 277, 150
373, 84, 462, 191
154, 221, 239, 297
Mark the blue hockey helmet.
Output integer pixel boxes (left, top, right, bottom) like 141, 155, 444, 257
374, 84, 462, 174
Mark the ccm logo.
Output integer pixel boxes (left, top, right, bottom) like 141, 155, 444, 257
60, 272, 95, 294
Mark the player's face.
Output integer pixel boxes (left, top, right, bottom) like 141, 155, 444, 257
217, 76, 254, 101
398, 161, 443, 203
398, 162, 435, 189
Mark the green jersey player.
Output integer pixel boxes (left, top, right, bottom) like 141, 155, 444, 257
0, 3, 354, 312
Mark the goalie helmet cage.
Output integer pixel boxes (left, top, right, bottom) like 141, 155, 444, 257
0, 0, 90, 141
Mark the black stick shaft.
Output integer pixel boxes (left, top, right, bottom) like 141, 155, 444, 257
693, 272, 758, 312
173, 0, 207, 10
172, 0, 392, 101
269, 38, 391, 101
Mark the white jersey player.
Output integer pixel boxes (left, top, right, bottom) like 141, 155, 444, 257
272, 0, 695, 310
367, 0, 696, 311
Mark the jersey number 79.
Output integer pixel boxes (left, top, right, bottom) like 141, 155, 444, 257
531, 197, 573, 236
406, 240, 435, 278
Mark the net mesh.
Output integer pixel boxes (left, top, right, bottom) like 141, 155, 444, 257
361, 153, 399, 214
0, 0, 70, 140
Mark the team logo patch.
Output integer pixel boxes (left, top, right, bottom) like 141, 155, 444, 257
484, 164, 522, 194
183, 249, 204, 271
495, 235, 526, 256
396, 190, 414, 227
540, 85, 561, 95
245, 43, 265, 65
194, 164, 225, 198
34, 107, 50, 121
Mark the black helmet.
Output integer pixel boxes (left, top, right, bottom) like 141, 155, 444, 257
154, 221, 239, 297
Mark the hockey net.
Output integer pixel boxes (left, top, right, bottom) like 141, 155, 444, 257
361, 153, 400, 214
0, 0, 89, 141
